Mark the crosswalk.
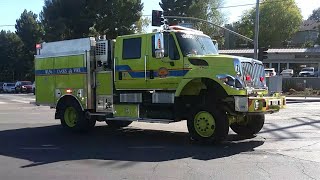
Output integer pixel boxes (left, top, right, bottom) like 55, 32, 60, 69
0, 94, 35, 105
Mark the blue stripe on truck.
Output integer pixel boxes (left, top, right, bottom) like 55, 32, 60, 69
35, 67, 87, 76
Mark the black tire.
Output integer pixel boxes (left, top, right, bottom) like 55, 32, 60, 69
59, 98, 96, 132
105, 120, 132, 129
187, 106, 229, 143
230, 114, 265, 137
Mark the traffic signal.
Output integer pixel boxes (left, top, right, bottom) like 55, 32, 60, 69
258, 47, 268, 60
152, 10, 165, 27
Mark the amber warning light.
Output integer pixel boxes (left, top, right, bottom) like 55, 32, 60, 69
66, 89, 73, 94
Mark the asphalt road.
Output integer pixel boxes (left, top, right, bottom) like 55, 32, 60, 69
0, 94, 320, 180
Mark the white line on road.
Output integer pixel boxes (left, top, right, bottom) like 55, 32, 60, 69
0, 102, 7, 104
129, 146, 165, 149
10, 100, 31, 104
21, 147, 60, 150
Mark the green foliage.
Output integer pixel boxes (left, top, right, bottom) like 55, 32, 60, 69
302, 41, 314, 48
308, 7, 320, 21
237, 0, 302, 48
40, 0, 95, 41
0, 31, 24, 81
16, 10, 43, 54
15, 10, 44, 81
159, 0, 225, 37
40, 0, 143, 41
135, 17, 151, 33
88, 0, 143, 39
317, 26, 320, 45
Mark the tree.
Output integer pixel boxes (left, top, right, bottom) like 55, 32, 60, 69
135, 17, 151, 33
159, 0, 224, 37
88, 0, 143, 39
40, 0, 143, 41
237, 0, 302, 48
40, 0, 95, 41
15, 10, 44, 80
16, 10, 43, 54
317, 26, 320, 45
308, 7, 320, 21
0, 31, 24, 81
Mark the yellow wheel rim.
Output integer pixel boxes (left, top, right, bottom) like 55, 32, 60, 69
64, 107, 77, 127
194, 111, 216, 137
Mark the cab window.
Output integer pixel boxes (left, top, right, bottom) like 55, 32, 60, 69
122, 37, 141, 59
152, 33, 180, 60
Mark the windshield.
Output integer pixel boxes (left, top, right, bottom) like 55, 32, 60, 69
175, 32, 218, 56
7, 83, 15, 86
21, 81, 32, 85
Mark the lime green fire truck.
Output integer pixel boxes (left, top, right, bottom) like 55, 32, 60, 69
35, 25, 285, 143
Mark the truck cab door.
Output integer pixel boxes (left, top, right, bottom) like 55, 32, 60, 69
114, 35, 147, 90
146, 32, 184, 90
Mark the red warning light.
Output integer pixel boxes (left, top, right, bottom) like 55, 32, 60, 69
36, 44, 42, 49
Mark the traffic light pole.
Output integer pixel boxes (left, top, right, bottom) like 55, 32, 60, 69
254, 0, 260, 59
164, 16, 254, 43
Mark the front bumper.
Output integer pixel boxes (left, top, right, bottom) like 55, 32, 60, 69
235, 94, 286, 114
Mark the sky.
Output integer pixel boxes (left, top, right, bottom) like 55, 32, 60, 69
0, 0, 319, 32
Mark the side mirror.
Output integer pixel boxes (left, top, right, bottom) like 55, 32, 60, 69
154, 32, 164, 59
212, 40, 218, 51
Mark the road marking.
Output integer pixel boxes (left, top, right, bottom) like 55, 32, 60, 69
129, 146, 165, 149
21, 147, 59, 150
10, 100, 31, 104
0, 102, 7, 104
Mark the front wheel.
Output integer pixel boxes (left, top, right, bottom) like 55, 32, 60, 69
187, 106, 229, 143
230, 114, 265, 137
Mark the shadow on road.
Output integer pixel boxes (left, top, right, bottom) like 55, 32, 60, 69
0, 125, 264, 168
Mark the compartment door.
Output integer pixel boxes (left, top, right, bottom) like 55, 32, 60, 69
96, 71, 113, 112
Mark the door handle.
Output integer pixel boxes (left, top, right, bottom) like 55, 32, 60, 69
144, 55, 148, 81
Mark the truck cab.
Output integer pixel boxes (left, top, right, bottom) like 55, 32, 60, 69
35, 26, 286, 143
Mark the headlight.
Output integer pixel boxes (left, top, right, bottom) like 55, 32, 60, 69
216, 74, 244, 89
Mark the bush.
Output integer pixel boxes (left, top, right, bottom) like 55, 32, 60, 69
283, 79, 305, 92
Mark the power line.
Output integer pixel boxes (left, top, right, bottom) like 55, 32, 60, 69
0, 25, 15, 27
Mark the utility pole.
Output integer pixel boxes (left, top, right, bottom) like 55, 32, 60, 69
254, 0, 260, 59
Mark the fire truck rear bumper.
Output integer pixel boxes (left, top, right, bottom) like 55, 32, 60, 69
234, 94, 286, 114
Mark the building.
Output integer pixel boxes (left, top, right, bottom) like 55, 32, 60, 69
219, 48, 320, 76
291, 20, 320, 47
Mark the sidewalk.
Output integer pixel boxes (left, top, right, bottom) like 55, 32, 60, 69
285, 96, 320, 103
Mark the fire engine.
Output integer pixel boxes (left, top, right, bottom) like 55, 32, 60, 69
35, 25, 285, 143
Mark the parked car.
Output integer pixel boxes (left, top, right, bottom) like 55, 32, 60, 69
299, 67, 317, 77
0, 82, 4, 92
280, 69, 294, 77
15, 81, 33, 93
265, 68, 277, 77
32, 81, 35, 95
3, 83, 16, 93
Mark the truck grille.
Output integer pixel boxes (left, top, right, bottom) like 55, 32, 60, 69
241, 62, 265, 88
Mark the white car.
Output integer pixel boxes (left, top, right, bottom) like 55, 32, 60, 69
280, 69, 294, 77
3, 83, 16, 93
299, 67, 316, 77
265, 68, 276, 77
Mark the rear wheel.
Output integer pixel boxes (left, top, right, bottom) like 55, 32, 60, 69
187, 106, 229, 143
230, 114, 265, 137
105, 120, 132, 129
59, 99, 96, 132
